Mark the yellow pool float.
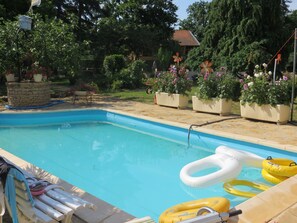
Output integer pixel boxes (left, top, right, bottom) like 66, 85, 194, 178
223, 179, 270, 198
262, 156, 297, 177
159, 197, 230, 223
261, 169, 288, 184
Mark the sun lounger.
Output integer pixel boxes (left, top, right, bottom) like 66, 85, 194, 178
125, 216, 155, 223
0, 156, 96, 223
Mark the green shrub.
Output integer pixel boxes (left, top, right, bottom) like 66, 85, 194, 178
103, 54, 126, 86
120, 60, 146, 89
195, 67, 239, 100
111, 80, 123, 91
153, 66, 192, 96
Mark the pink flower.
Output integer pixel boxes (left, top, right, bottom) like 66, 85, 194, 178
173, 78, 178, 84
243, 84, 248, 90
216, 72, 222, 77
204, 72, 209, 80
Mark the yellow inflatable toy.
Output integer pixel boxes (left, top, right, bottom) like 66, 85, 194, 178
261, 169, 288, 184
223, 179, 270, 198
159, 197, 230, 223
262, 156, 297, 177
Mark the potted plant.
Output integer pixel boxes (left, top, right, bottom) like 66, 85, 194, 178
192, 65, 239, 115
240, 63, 293, 124
4, 69, 15, 82
153, 65, 192, 108
31, 62, 45, 82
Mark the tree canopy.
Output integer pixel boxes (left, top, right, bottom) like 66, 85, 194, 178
179, 1, 209, 42
0, 0, 178, 88
185, 0, 295, 74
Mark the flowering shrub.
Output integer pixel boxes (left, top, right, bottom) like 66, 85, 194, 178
195, 67, 239, 100
240, 63, 292, 106
153, 65, 192, 95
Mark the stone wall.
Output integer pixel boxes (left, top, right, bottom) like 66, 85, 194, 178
6, 82, 51, 107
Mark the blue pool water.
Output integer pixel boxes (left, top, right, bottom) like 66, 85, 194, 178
0, 109, 296, 220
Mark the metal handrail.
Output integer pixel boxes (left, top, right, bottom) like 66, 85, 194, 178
187, 117, 241, 146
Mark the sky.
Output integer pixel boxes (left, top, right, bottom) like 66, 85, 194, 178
173, 0, 297, 20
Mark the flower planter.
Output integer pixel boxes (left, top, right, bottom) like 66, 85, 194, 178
5, 73, 15, 82
155, 92, 188, 108
33, 74, 43, 82
240, 102, 290, 125
192, 96, 232, 116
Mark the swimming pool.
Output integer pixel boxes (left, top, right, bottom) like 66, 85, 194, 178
0, 109, 296, 220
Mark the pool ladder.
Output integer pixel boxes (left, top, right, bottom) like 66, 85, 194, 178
187, 117, 241, 146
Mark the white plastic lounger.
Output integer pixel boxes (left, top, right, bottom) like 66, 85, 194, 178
1, 159, 96, 223
125, 216, 155, 223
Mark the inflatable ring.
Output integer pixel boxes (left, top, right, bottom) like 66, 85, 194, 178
223, 179, 270, 198
159, 197, 230, 223
262, 156, 297, 177
261, 169, 288, 184
180, 153, 242, 187
215, 146, 264, 168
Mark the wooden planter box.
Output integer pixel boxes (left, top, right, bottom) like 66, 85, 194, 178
155, 92, 188, 108
240, 102, 290, 124
192, 96, 232, 116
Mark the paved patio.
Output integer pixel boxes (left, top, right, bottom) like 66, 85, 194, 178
0, 94, 297, 222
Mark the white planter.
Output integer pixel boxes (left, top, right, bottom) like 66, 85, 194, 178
33, 74, 43, 82
192, 96, 232, 116
6, 73, 15, 82
155, 92, 188, 108
240, 102, 290, 124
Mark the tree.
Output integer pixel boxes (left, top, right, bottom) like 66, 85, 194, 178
186, 0, 292, 75
0, 0, 30, 20
33, 0, 104, 42
101, 0, 178, 57
31, 0, 178, 85
30, 14, 85, 79
0, 14, 85, 81
179, 1, 209, 41
284, 9, 297, 71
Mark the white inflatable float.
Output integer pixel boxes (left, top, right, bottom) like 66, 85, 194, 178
215, 145, 264, 168
179, 153, 242, 187
180, 146, 264, 187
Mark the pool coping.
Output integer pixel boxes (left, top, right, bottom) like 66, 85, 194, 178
1, 107, 297, 222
